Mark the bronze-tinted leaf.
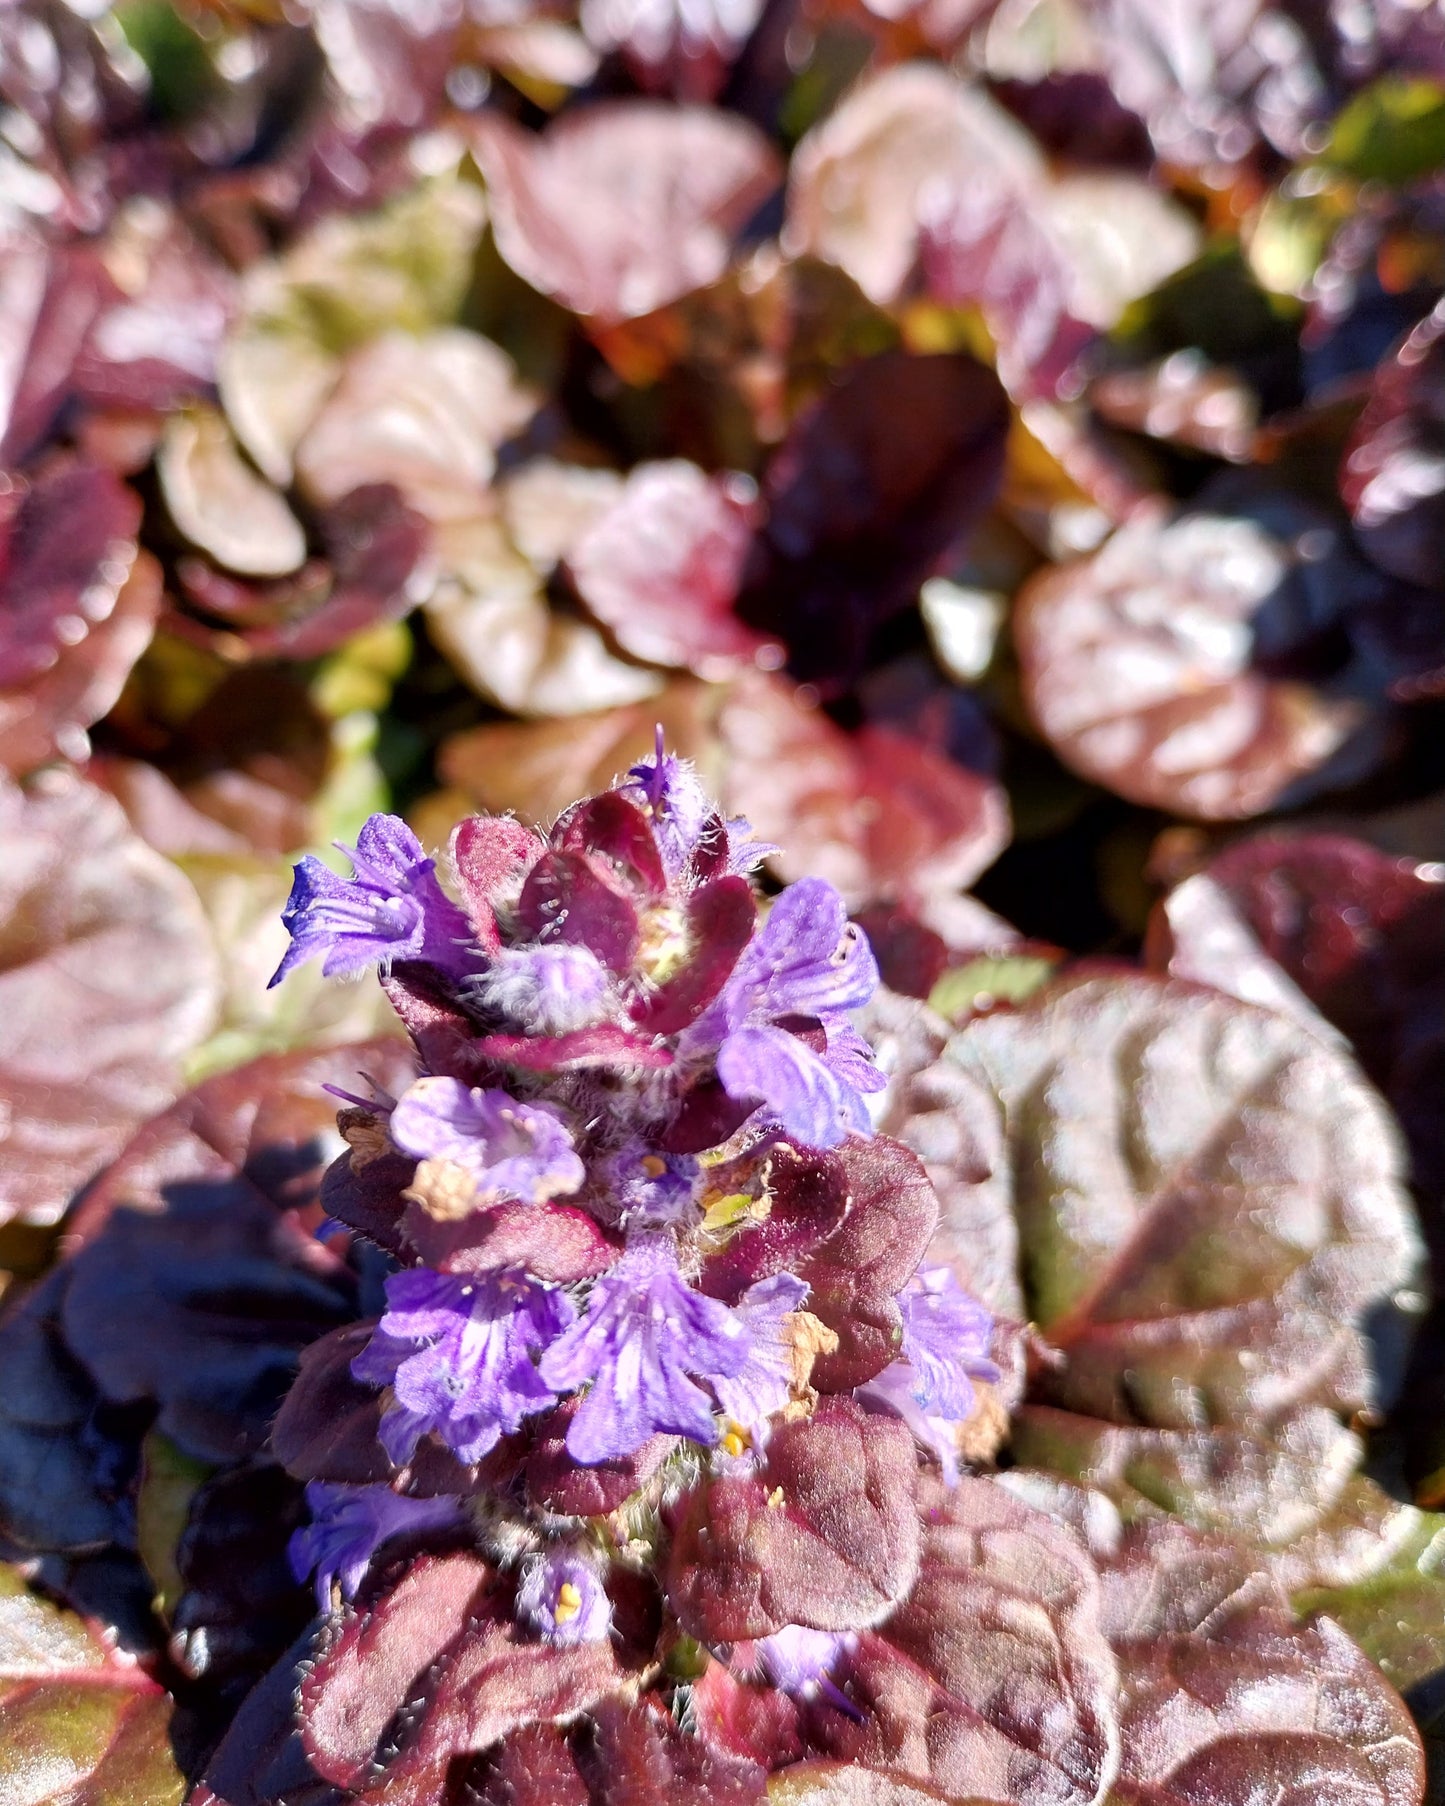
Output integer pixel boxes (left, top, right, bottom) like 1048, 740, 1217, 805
667, 1399, 921, 1641
0, 772, 220, 1227
954, 970, 1423, 1548
815, 1474, 1120, 1805
1015, 502, 1390, 819
0, 459, 156, 775
0, 1562, 184, 1805
737, 352, 1010, 692
470, 103, 781, 324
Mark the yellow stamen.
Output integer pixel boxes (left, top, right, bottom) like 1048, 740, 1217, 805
554, 1581, 583, 1624
767, 1486, 785, 1510
722, 1421, 751, 1459
641, 1155, 667, 1179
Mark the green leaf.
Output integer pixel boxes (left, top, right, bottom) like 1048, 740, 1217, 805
136, 1432, 215, 1622
1325, 78, 1445, 187
926, 953, 1056, 1024
0, 1565, 184, 1806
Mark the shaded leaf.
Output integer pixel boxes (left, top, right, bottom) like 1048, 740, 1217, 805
736, 351, 1010, 691
57, 1041, 414, 1464
1341, 301, 1445, 695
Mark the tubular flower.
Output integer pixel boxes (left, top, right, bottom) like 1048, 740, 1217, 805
389, 1077, 586, 1206
269, 814, 475, 986
351, 1267, 575, 1465
536, 1235, 756, 1463
516, 1551, 613, 1645
287, 1482, 464, 1609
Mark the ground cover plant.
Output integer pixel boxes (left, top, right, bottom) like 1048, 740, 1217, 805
3, 0, 1445, 1800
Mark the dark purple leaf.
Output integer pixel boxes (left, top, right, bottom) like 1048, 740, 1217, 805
171, 1462, 312, 1711
475, 1024, 675, 1071
555, 792, 668, 897
404, 1198, 621, 1284
1342, 300, 1445, 600
698, 1140, 850, 1301
469, 103, 781, 325
56, 1041, 414, 1463
1152, 831, 1445, 1215
0, 458, 157, 776
468, 1724, 591, 1805
270, 1322, 494, 1495
300, 1552, 620, 1797
525, 1398, 675, 1516
194, 1629, 342, 1806
516, 847, 641, 971
0, 234, 108, 464
0, 1270, 124, 1553
667, 1398, 920, 1641
629, 875, 756, 1035
300, 1551, 493, 1787
736, 351, 1009, 692
452, 814, 545, 952
582, 1699, 767, 1803
1012, 1473, 1427, 1806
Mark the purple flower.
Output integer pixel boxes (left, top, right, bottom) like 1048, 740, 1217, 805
472, 943, 614, 1035
897, 1267, 999, 1418
625, 730, 774, 876
624, 735, 715, 876
707, 1272, 808, 1446
352, 1267, 574, 1466
516, 1551, 613, 1645
390, 1078, 585, 1206
755, 1624, 860, 1716
270, 814, 475, 987
684, 878, 884, 1149
602, 1142, 700, 1229
287, 1482, 463, 1610
859, 1268, 999, 1485
536, 1235, 751, 1463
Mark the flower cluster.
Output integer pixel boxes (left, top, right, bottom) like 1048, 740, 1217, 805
269, 740, 1000, 1777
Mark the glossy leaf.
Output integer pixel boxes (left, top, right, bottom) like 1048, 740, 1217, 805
1015, 502, 1391, 820
0, 1562, 184, 1806
954, 970, 1423, 1548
